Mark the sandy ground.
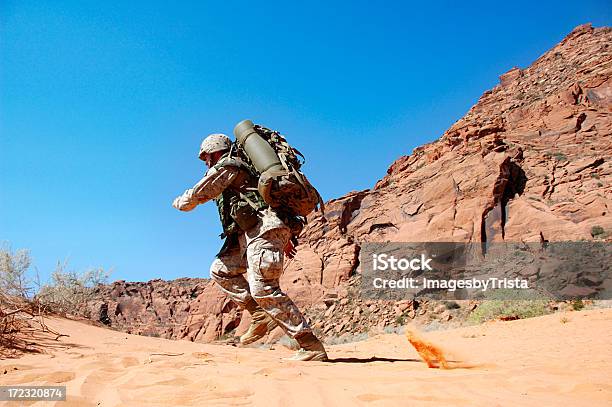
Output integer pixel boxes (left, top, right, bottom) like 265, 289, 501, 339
1, 309, 611, 407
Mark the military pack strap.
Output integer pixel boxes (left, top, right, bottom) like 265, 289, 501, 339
239, 192, 263, 212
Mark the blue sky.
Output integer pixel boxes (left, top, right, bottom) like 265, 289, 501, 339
1, 1, 610, 285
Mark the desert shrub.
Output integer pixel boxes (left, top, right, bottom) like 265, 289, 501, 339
0, 246, 33, 298
0, 246, 104, 355
571, 299, 585, 311
0, 247, 45, 355
590, 226, 605, 238
1, 246, 34, 350
468, 289, 551, 324
36, 262, 109, 317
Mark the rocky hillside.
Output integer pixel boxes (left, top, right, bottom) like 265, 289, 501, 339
86, 24, 611, 342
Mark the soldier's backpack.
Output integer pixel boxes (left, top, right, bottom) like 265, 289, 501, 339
233, 124, 325, 219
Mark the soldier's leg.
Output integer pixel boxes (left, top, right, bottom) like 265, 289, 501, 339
209, 236, 258, 310
246, 228, 310, 336
246, 228, 327, 360
210, 235, 278, 344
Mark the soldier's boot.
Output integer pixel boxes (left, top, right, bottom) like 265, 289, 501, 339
287, 332, 328, 362
240, 308, 278, 345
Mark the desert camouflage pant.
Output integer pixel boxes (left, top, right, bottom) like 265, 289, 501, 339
210, 227, 312, 339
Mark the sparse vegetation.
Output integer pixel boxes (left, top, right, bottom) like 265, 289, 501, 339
0, 246, 33, 298
1, 246, 35, 355
1, 244, 110, 356
37, 262, 109, 317
571, 299, 585, 311
468, 290, 551, 324
1, 246, 59, 356
590, 226, 606, 238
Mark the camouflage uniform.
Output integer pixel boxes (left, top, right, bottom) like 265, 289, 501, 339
173, 160, 312, 339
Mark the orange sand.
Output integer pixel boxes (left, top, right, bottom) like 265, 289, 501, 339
405, 328, 449, 369
1, 309, 611, 406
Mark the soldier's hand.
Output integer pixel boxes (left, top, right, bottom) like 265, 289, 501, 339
172, 196, 182, 210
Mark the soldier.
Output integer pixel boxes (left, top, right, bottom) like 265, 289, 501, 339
172, 133, 327, 361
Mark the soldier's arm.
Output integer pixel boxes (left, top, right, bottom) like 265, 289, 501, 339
172, 166, 240, 211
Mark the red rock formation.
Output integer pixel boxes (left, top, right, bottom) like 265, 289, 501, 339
282, 23, 611, 308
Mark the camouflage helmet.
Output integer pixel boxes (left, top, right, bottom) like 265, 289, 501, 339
199, 133, 231, 159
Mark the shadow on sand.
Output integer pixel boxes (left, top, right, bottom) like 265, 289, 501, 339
1, 328, 92, 359
327, 356, 484, 369
328, 356, 421, 364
